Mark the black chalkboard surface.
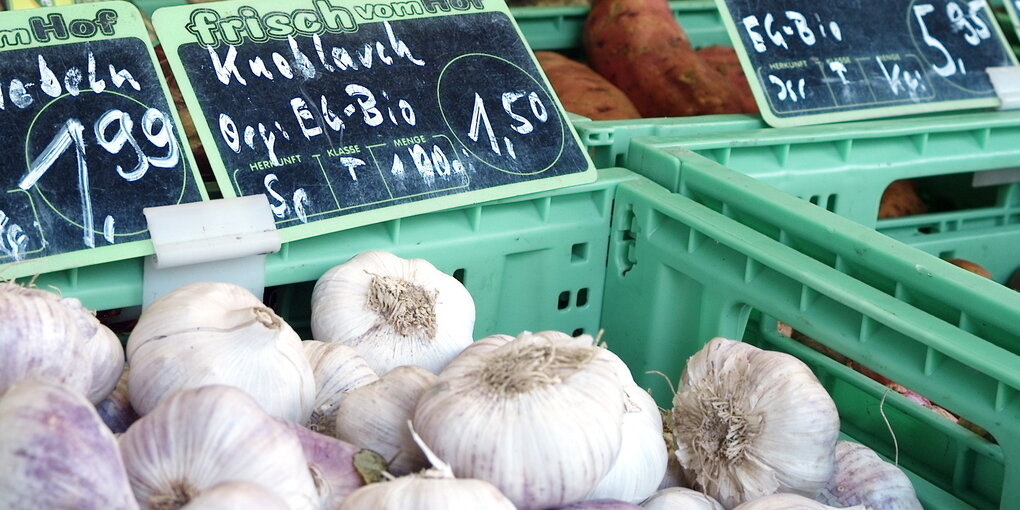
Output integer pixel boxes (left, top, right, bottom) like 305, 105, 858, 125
154, 0, 595, 242
0, 3, 205, 279
716, 0, 1019, 126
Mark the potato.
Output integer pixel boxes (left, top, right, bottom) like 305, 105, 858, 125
878, 179, 927, 219
535, 51, 641, 120
583, 0, 744, 117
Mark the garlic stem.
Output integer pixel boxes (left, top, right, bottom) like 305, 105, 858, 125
150, 482, 200, 510
366, 273, 438, 338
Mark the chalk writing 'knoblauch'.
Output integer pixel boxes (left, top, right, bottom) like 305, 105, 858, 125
186, 0, 485, 48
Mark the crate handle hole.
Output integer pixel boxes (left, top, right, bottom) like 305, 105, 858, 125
576, 288, 589, 307
572, 328, 585, 337
557, 290, 571, 310
453, 268, 466, 283
571, 242, 589, 263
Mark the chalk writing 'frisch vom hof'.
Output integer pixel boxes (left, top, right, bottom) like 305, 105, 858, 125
0, 2, 205, 279
154, 0, 593, 242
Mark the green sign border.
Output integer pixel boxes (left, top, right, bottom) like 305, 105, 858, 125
714, 0, 1020, 128
0, 1, 207, 281
152, 0, 596, 245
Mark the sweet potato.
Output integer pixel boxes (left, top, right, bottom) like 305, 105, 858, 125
583, 0, 744, 117
696, 45, 758, 114
878, 179, 927, 219
946, 258, 993, 280
535, 51, 641, 120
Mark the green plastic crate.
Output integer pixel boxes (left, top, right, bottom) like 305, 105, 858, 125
24, 162, 1020, 509
602, 153, 1020, 510
625, 110, 1020, 284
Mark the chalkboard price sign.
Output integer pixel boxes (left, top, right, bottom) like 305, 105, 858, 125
715, 0, 1020, 127
0, 2, 207, 279
153, 0, 595, 243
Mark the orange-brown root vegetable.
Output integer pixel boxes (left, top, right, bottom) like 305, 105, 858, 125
696, 45, 758, 114
946, 258, 993, 280
879, 179, 927, 219
535, 51, 642, 120
583, 0, 744, 117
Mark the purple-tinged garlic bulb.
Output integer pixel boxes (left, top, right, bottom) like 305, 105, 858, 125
0, 379, 138, 509
0, 283, 92, 397
118, 385, 319, 510
817, 441, 922, 510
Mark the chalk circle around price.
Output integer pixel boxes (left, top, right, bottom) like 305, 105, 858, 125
24, 91, 188, 237
437, 53, 565, 176
906, 0, 995, 94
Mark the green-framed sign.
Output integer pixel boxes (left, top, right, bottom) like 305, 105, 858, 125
0, 1, 206, 279
153, 0, 596, 244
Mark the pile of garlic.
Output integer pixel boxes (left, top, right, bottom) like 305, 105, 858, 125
0, 250, 924, 510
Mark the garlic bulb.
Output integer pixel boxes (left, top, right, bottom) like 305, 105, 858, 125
311, 250, 475, 374
304, 340, 379, 436
671, 338, 840, 509
0, 283, 93, 397
118, 385, 320, 510
414, 330, 626, 510
641, 487, 725, 510
731, 493, 865, 510
126, 281, 315, 422
335, 365, 437, 475
588, 384, 668, 503
817, 441, 922, 510
339, 425, 516, 510
558, 500, 643, 509
83, 322, 126, 403
0, 379, 138, 509
57, 294, 125, 403
276, 417, 378, 508
96, 366, 139, 434
180, 482, 289, 510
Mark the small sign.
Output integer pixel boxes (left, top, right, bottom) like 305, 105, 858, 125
0, 1, 207, 279
715, 0, 1020, 127
153, 0, 595, 243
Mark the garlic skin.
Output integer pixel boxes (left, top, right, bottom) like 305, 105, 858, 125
118, 385, 320, 510
413, 331, 626, 510
0, 283, 92, 397
339, 426, 516, 510
56, 294, 125, 404
641, 487, 725, 510
180, 482, 289, 510
0, 380, 139, 509
672, 338, 840, 509
311, 250, 475, 374
731, 493, 865, 510
817, 441, 922, 510
557, 500, 643, 509
126, 282, 315, 422
96, 366, 139, 434
276, 417, 376, 509
304, 340, 379, 436
588, 384, 668, 503
339, 470, 517, 509
334, 365, 437, 475
83, 320, 125, 404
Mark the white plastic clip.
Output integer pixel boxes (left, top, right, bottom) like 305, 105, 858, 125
141, 194, 281, 307
987, 66, 1020, 110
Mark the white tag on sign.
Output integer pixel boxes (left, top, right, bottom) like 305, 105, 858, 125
988, 67, 1020, 110
141, 194, 281, 307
